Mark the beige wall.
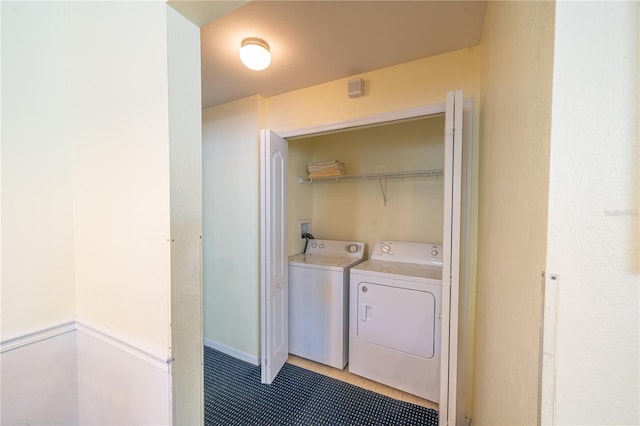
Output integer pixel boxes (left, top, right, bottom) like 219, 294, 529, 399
1, 5, 78, 423
267, 47, 481, 132
70, 1, 172, 354
473, 1, 555, 424
202, 96, 264, 359
289, 116, 445, 254
1, 1, 76, 338
287, 140, 315, 255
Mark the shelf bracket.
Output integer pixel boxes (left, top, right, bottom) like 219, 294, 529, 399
379, 178, 387, 206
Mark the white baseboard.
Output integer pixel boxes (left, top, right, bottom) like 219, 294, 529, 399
0, 319, 76, 353
204, 338, 260, 366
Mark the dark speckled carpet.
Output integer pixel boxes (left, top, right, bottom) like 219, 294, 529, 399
204, 346, 438, 425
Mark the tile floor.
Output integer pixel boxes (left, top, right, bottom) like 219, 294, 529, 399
286, 354, 439, 411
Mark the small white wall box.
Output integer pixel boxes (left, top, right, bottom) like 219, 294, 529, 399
299, 220, 312, 241
348, 78, 364, 98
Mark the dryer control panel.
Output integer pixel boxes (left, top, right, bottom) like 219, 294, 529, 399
370, 241, 443, 266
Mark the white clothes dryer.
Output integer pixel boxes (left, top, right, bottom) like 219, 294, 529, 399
288, 239, 365, 368
349, 241, 443, 402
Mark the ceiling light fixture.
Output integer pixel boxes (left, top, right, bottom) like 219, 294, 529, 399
239, 37, 271, 71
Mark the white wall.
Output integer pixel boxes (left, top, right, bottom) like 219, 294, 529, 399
474, 1, 555, 424
543, 2, 639, 424
202, 96, 265, 361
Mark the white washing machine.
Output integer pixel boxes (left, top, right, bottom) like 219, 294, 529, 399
288, 239, 365, 368
349, 241, 443, 402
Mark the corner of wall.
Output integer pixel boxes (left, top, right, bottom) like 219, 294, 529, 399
473, 1, 555, 424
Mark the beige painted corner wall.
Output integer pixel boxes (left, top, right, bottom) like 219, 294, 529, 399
473, 1, 555, 425
544, 2, 639, 424
202, 96, 265, 359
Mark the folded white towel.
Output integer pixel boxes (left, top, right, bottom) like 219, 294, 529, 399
307, 160, 345, 173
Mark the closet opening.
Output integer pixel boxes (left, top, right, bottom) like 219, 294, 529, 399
260, 92, 472, 426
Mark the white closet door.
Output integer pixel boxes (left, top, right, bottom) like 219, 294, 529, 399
260, 129, 288, 384
440, 89, 463, 426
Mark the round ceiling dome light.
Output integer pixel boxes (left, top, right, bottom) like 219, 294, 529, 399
239, 37, 271, 71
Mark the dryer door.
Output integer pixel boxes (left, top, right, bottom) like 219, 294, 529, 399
356, 282, 436, 359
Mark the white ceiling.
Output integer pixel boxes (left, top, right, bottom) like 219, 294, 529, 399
198, 1, 487, 108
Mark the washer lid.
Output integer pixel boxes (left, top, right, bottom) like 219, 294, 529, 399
351, 259, 442, 281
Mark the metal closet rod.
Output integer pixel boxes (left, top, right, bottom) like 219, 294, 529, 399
297, 169, 444, 184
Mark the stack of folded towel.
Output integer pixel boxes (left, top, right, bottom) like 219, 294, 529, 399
307, 160, 345, 179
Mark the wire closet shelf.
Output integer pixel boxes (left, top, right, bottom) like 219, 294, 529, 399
298, 168, 444, 206
297, 168, 443, 184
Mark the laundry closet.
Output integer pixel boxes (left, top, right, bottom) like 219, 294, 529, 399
207, 89, 470, 425
287, 114, 446, 255
281, 113, 448, 403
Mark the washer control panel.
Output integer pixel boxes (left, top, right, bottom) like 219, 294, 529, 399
306, 240, 365, 256
370, 241, 443, 266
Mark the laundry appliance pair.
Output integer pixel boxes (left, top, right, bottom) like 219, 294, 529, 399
288, 239, 443, 403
